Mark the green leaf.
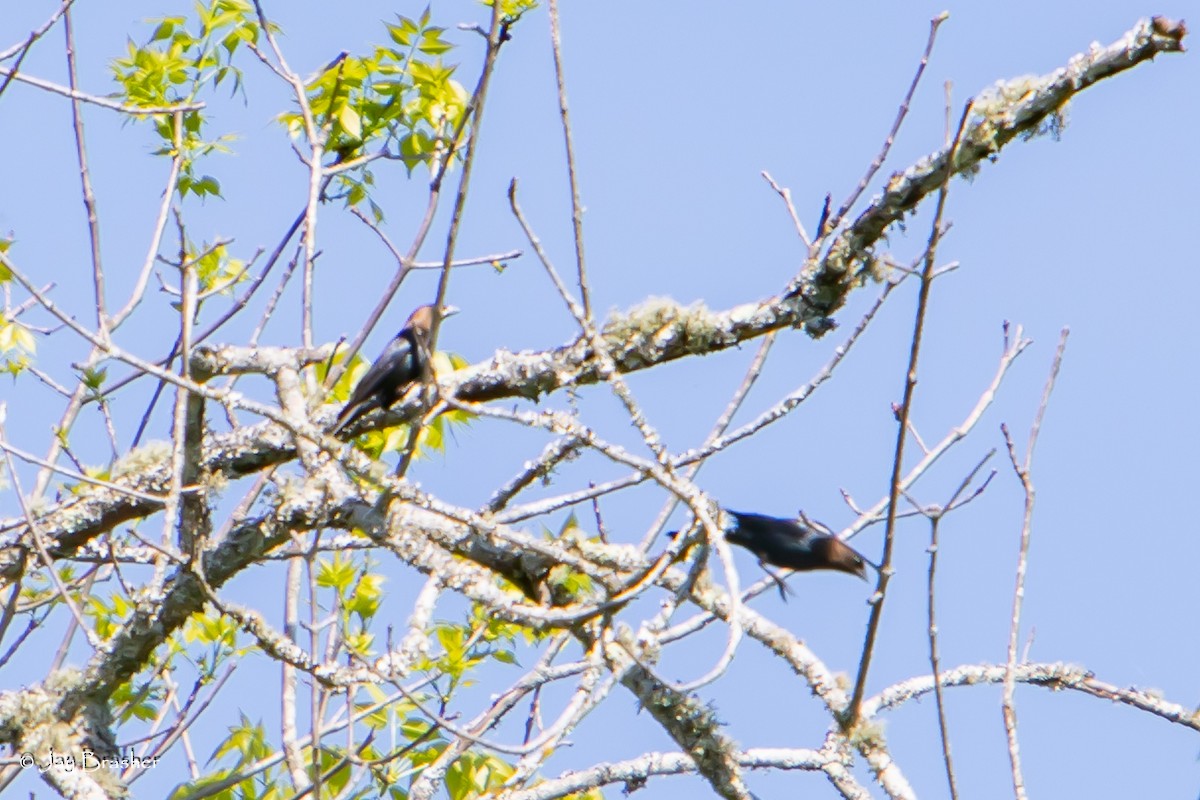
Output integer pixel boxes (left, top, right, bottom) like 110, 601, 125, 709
211, 714, 270, 766
418, 28, 453, 56
399, 131, 433, 172
194, 175, 222, 197
401, 717, 436, 742
388, 15, 419, 47
0, 236, 12, 282
317, 553, 357, 593
337, 104, 362, 140
344, 630, 375, 656
347, 573, 385, 619
0, 315, 36, 374
81, 366, 107, 392
150, 18, 183, 41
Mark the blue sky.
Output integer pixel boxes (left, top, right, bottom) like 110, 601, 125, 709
1, 1, 1197, 798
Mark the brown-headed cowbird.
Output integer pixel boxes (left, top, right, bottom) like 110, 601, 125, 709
725, 510, 868, 580
670, 509, 868, 596
331, 304, 458, 435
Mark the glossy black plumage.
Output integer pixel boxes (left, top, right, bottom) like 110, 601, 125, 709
331, 304, 458, 435
724, 510, 868, 580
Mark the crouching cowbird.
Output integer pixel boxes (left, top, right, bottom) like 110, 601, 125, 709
331, 304, 459, 435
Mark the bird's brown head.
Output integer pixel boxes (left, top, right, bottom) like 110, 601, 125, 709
818, 537, 869, 580
406, 303, 460, 334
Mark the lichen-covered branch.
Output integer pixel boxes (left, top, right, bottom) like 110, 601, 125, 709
864, 661, 1200, 733
495, 747, 833, 800
791, 16, 1186, 310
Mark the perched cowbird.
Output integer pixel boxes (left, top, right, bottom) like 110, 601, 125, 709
331, 304, 458, 435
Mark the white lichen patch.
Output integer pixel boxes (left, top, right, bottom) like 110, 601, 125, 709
972, 72, 1069, 144
110, 441, 172, 479
974, 74, 1047, 118
724, 301, 762, 326
603, 296, 694, 341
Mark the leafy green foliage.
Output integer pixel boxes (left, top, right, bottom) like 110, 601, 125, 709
78, 365, 108, 400
469, 596, 544, 650
543, 513, 597, 602
111, 1, 256, 200
355, 404, 476, 462
423, 607, 535, 691
168, 714, 285, 800
0, 313, 35, 377
446, 751, 515, 800
80, 595, 242, 729
14, 566, 78, 628
0, 235, 12, 281
0, 239, 34, 377
111, 678, 164, 724
181, 606, 245, 675
87, 591, 134, 642
212, 713, 273, 767
315, 346, 361, 404
279, 9, 467, 217
316, 551, 385, 656
187, 240, 248, 294
429, 622, 489, 684
61, 463, 112, 497
490, 0, 541, 18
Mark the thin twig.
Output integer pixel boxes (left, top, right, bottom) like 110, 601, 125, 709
508, 173, 745, 692
847, 98, 973, 725
126, 665, 235, 783
110, 122, 187, 328
828, 12, 949, 237
924, 449, 995, 800
547, 0, 591, 319
427, 5, 509, 357
840, 323, 1029, 540
0, 0, 79, 62
484, 436, 583, 514
999, 327, 1069, 800
761, 171, 812, 245
0, 429, 100, 650
641, 330, 778, 551
64, 7, 107, 331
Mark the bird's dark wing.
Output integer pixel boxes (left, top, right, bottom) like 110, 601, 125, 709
763, 533, 825, 571
360, 330, 422, 405
332, 330, 422, 434
724, 509, 828, 571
